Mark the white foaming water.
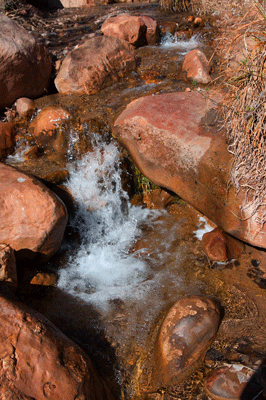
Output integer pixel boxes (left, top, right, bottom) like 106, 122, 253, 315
160, 33, 201, 53
6, 143, 31, 164
58, 139, 162, 308
194, 216, 214, 240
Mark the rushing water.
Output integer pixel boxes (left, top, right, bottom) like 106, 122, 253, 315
58, 138, 165, 309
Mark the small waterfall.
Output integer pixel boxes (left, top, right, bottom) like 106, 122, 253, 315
58, 137, 162, 308
160, 33, 201, 52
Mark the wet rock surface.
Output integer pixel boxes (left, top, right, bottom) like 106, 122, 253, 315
150, 296, 221, 389
182, 48, 211, 84
0, 122, 16, 159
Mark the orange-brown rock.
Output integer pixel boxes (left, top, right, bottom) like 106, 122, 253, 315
151, 296, 220, 388
55, 36, 136, 95
202, 227, 244, 262
113, 91, 266, 249
142, 189, 173, 209
29, 107, 70, 145
0, 244, 17, 287
30, 272, 57, 286
139, 15, 159, 45
0, 15, 52, 109
182, 49, 211, 84
101, 13, 147, 47
0, 122, 16, 159
0, 294, 114, 400
14, 97, 36, 119
0, 163, 67, 260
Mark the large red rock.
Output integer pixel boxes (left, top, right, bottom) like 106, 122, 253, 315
0, 15, 52, 109
151, 296, 220, 388
0, 163, 67, 260
101, 13, 147, 47
113, 91, 266, 249
0, 294, 114, 400
0, 122, 16, 159
55, 36, 136, 95
140, 15, 160, 45
182, 49, 211, 84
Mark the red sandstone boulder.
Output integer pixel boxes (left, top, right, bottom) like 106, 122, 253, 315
0, 15, 52, 109
0, 163, 67, 260
55, 36, 136, 95
151, 296, 220, 388
101, 13, 147, 47
101, 14, 159, 46
0, 294, 114, 400
182, 49, 211, 84
29, 107, 71, 145
113, 91, 266, 249
0, 122, 16, 159
202, 227, 244, 262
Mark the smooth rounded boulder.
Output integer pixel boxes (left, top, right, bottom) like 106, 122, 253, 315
151, 296, 220, 388
55, 36, 136, 95
182, 49, 211, 84
0, 14, 52, 109
113, 91, 266, 249
0, 163, 67, 260
0, 294, 114, 400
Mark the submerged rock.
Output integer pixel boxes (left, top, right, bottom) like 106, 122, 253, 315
0, 15, 52, 109
0, 294, 114, 400
204, 364, 259, 400
113, 91, 266, 249
55, 36, 136, 95
0, 163, 67, 261
150, 296, 220, 388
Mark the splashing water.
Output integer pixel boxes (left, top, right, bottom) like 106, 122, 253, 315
58, 138, 162, 307
160, 33, 201, 53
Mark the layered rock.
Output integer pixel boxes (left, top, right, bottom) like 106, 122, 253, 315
55, 36, 136, 95
151, 296, 220, 388
0, 163, 67, 260
0, 294, 114, 400
0, 15, 52, 109
182, 49, 211, 84
101, 13, 159, 46
113, 91, 266, 248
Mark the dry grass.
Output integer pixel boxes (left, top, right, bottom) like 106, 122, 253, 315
222, 1, 266, 233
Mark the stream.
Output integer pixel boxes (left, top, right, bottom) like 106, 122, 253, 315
4, 3, 266, 399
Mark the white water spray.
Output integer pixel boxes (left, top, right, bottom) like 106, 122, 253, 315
58, 138, 162, 307
160, 33, 201, 53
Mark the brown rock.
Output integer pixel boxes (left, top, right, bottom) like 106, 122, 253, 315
204, 364, 256, 400
139, 15, 159, 45
14, 97, 36, 119
113, 91, 266, 249
0, 294, 114, 400
0, 244, 17, 287
0, 15, 52, 109
0, 122, 15, 159
29, 107, 70, 145
142, 189, 173, 209
202, 227, 244, 262
30, 272, 56, 286
152, 296, 220, 388
0, 163, 68, 260
101, 13, 147, 47
159, 21, 178, 35
182, 49, 211, 84
55, 36, 136, 95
